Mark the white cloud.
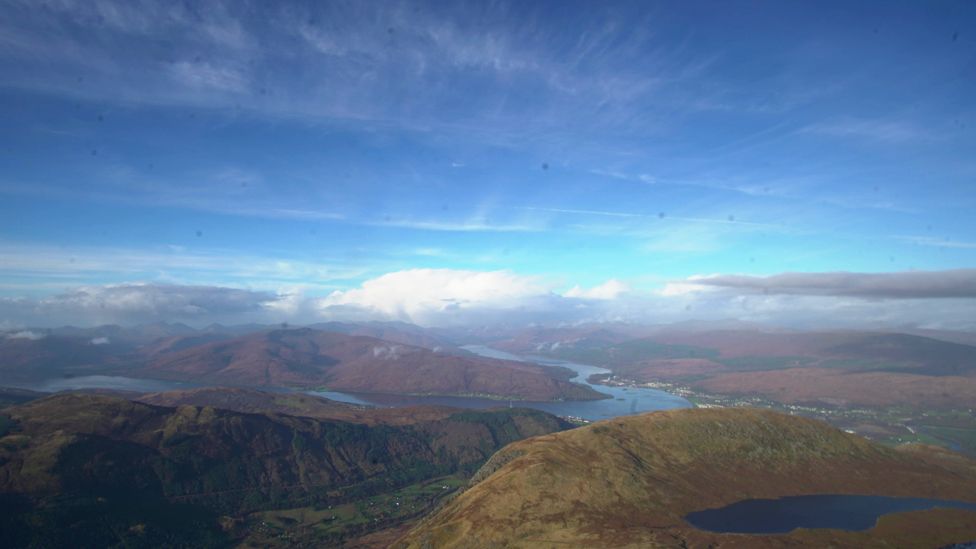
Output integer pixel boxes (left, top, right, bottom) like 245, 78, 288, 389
90, 336, 110, 345
371, 344, 404, 359
564, 279, 630, 300
6, 330, 45, 340
318, 269, 553, 325
1, 270, 974, 331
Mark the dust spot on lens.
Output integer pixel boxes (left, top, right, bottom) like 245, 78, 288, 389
542, 162, 549, 171
658, 212, 665, 219
195, 230, 203, 237
727, 215, 735, 222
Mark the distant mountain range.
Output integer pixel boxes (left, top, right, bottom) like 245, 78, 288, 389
491, 326, 976, 409
5, 320, 976, 407
138, 328, 601, 401
1, 322, 605, 401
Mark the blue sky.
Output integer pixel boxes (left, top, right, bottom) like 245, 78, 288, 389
1, 0, 975, 328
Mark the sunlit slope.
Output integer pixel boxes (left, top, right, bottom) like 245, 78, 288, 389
142, 328, 603, 401
396, 408, 976, 548
499, 329, 976, 408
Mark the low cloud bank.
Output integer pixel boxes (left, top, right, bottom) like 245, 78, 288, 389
685, 270, 976, 299
1, 283, 277, 327
1, 269, 975, 331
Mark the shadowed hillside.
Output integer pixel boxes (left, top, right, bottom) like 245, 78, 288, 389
0, 393, 571, 547
137, 387, 461, 426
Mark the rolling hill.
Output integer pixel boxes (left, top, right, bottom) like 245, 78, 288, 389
396, 408, 976, 548
496, 328, 976, 408
140, 328, 603, 401
0, 335, 126, 382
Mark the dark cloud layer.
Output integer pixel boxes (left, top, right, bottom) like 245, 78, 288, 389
690, 270, 976, 299
1, 283, 277, 327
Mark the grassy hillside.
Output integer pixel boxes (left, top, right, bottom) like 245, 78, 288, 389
396, 408, 976, 548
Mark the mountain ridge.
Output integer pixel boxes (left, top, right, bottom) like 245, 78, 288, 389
396, 408, 976, 548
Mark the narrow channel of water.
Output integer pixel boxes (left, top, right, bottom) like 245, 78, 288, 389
8, 375, 198, 394
307, 345, 691, 421
9, 346, 691, 421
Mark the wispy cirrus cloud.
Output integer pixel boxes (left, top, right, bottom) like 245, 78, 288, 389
896, 235, 976, 250
0, 241, 368, 289
367, 218, 543, 233
800, 117, 936, 144
0, 0, 718, 141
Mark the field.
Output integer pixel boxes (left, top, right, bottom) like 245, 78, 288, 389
239, 475, 467, 547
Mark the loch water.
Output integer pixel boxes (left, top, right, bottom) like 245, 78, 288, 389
685, 494, 976, 534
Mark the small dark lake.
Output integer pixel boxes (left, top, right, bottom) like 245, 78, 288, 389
685, 494, 976, 534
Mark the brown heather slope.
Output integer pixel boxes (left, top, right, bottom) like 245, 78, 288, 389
698, 367, 976, 409
514, 329, 976, 409
396, 408, 976, 548
137, 387, 464, 425
0, 335, 124, 382
141, 328, 603, 401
